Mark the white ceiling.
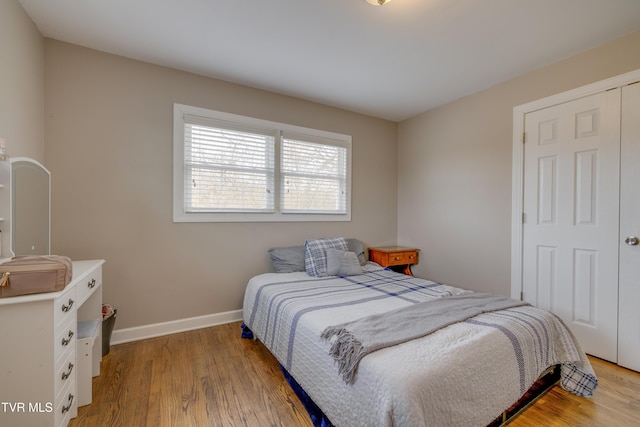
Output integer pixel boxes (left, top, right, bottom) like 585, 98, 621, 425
19, 0, 640, 121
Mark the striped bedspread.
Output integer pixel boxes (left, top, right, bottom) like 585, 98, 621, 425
243, 263, 597, 427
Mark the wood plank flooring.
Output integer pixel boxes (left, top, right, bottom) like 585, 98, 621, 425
71, 321, 640, 427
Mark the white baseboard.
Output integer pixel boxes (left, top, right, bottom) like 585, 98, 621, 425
109, 309, 244, 345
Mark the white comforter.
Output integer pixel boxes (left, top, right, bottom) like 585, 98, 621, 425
242, 263, 596, 427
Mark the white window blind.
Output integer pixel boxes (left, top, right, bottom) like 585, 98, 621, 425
174, 104, 351, 222
183, 116, 275, 213
281, 135, 347, 214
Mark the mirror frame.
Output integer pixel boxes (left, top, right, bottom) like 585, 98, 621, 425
0, 160, 8, 259
9, 157, 51, 257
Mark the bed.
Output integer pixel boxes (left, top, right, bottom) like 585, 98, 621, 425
242, 238, 597, 427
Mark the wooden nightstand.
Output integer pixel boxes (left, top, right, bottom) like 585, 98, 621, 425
368, 246, 419, 276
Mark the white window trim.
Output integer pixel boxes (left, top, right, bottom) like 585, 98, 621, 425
173, 103, 352, 222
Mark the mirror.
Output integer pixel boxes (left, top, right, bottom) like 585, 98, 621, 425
11, 158, 51, 256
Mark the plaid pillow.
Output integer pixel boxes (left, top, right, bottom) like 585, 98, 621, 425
304, 237, 349, 277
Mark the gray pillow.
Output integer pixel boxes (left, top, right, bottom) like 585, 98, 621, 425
268, 246, 306, 273
346, 238, 367, 266
325, 248, 363, 276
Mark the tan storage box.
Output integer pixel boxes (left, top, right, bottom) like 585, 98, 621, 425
0, 255, 73, 298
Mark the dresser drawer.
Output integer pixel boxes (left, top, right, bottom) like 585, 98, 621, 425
54, 286, 77, 328
75, 266, 102, 306
55, 387, 75, 427
55, 316, 76, 363
55, 349, 76, 400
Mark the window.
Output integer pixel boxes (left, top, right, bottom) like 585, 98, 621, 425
173, 104, 351, 222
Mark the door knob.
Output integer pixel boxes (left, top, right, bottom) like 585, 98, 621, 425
625, 236, 639, 246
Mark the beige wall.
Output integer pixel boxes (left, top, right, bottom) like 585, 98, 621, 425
0, 0, 44, 161
8, 0, 640, 331
398, 30, 640, 296
44, 40, 398, 329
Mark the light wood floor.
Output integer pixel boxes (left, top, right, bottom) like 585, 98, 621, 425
71, 321, 640, 427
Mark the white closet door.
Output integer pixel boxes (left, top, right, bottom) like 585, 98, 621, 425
619, 82, 640, 372
522, 89, 620, 361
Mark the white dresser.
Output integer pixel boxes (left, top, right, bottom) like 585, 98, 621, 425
0, 259, 104, 427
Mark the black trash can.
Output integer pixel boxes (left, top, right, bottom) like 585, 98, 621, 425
102, 304, 117, 357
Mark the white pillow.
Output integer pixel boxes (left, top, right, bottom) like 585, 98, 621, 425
325, 248, 363, 276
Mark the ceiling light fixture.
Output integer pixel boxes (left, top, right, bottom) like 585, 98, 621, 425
366, 0, 392, 5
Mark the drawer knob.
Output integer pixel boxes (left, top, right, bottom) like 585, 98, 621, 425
61, 330, 74, 346
61, 394, 74, 414
88, 278, 96, 288
61, 299, 74, 312
61, 362, 74, 380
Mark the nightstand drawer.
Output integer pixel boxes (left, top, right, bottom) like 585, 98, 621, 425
386, 251, 417, 266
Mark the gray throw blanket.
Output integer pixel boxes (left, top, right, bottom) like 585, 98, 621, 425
321, 292, 529, 384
